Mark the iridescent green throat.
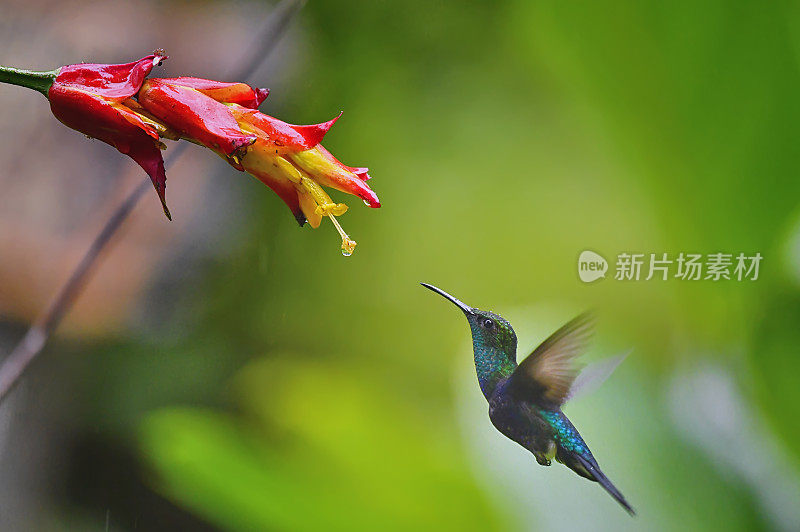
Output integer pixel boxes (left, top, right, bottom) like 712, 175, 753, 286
469, 319, 517, 399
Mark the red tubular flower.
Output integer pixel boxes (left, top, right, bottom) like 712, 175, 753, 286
136, 78, 259, 161
154, 77, 269, 109
47, 52, 173, 218
138, 77, 380, 255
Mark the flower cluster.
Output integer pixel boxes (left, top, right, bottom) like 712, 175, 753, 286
44, 52, 379, 254
47, 53, 173, 217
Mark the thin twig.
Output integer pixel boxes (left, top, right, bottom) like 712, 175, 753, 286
0, 0, 305, 403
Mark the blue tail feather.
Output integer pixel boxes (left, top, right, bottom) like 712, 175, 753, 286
572, 452, 635, 515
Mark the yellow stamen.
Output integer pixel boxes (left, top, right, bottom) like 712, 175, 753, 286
298, 174, 332, 204
314, 203, 348, 216
329, 214, 357, 256
274, 156, 303, 184
272, 160, 358, 255
297, 175, 356, 254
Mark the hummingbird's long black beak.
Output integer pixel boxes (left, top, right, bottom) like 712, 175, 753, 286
420, 283, 474, 315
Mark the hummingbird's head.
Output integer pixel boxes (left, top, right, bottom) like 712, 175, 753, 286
421, 283, 517, 356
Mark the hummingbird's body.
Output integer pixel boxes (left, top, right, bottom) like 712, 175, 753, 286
423, 284, 634, 515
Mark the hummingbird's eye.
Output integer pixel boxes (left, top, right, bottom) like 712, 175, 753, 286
482, 318, 494, 329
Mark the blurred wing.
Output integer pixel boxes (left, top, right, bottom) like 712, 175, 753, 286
508, 312, 594, 408
566, 350, 631, 402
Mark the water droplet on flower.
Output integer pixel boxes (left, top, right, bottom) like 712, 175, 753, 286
340, 237, 356, 257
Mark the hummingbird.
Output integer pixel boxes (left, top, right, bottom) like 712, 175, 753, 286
421, 283, 634, 515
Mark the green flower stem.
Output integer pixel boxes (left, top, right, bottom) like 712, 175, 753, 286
0, 65, 58, 96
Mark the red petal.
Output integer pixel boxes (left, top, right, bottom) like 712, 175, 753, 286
49, 85, 171, 218
288, 146, 380, 208
138, 79, 256, 156
232, 108, 340, 151
316, 145, 371, 181
254, 88, 270, 107
253, 171, 305, 226
289, 112, 341, 147
127, 141, 170, 219
54, 54, 165, 101
350, 168, 371, 181
335, 173, 380, 207
240, 140, 306, 225
153, 77, 269, 108
316, 147, 378, 206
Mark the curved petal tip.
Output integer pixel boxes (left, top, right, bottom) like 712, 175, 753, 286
289, 112, 342, 148
358, 186, 381, 208
255, 87, 270, 107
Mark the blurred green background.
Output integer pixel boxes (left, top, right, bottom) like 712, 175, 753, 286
2, 0, 800, 530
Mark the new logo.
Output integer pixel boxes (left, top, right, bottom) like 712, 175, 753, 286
578, 250, 608, 283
